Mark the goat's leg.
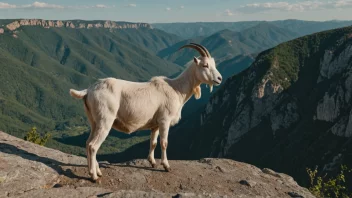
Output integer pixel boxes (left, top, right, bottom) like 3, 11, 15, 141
86, 138, 102, 177
84, 102, 96, 177
96, 161, 102, 177
148, 128, 159, 168
87, 117, 114, 181
86, 127, 103, 177
86, 128, 94, 177
159, 122, 171, 172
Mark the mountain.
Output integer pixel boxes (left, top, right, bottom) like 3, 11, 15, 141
152, 21, 260, 39
217, 54, 257, 80
153, 19, 352, 39
158, 22, 299, 67
114, 28, 181, 53
0, 19, 182, 152
112, 25, 352, 190
169, 25, 352, 188
272, 19, 352, 37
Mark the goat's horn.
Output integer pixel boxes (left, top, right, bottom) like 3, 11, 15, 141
190, 43, 211, 58
178, 43, 208, 57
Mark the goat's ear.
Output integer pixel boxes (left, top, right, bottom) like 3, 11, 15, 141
193, 85, 201, 100
193, 57, 200, 65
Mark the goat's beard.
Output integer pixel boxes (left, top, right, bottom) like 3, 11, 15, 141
206, 84, 213, 93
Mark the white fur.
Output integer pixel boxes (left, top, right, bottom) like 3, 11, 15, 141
70, 55, 222, 181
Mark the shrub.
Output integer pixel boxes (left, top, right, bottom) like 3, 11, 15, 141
24, 127, 51, 146
307, 165, 352, 198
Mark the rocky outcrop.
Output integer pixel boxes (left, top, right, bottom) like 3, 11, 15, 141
0, 131, 314, 198
6, 21, 20, 31
5, 19, 152, 31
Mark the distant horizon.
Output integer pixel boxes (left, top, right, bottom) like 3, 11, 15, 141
1, 18, 351, 24
0, 1, 352, 23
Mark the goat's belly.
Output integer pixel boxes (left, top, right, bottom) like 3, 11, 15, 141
114, 104, 158, 133
112, 118, 157, 134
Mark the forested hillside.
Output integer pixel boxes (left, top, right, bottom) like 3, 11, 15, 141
158, 22, 298, 67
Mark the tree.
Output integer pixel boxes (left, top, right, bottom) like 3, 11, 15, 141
24, 127, 51, 146
307, 165, 352, 198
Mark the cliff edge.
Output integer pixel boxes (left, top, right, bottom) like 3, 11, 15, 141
0, 131, 314, 198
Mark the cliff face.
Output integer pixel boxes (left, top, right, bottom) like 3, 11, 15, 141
0, 131, 314, 197
5, 19, 152, 31
167, 26, 352, 187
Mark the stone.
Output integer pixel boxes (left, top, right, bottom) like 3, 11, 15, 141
262, 168, 282, 178
239, 180, 257, 187
287, 191, 304, 198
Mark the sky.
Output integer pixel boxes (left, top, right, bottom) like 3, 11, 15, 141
0, 0, 351, 23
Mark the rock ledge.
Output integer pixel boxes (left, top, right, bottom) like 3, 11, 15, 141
0, 132, 314, 198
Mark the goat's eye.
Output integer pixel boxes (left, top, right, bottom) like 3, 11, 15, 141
203, 64, 209, 68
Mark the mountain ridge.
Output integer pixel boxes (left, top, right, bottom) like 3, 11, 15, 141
153, 19, 352, 39
158, 22, 298, 67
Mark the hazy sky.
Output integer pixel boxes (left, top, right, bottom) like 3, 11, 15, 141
0, 0, 351, 23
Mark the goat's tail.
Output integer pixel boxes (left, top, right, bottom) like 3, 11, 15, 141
69, 89, 87, 99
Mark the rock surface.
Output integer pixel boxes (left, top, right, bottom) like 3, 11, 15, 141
0, 132, 314, 198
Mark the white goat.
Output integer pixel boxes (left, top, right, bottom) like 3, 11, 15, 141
69, 43, 222, 181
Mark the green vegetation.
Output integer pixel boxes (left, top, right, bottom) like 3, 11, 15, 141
251, 26, 352, 89
24, 127, 51, 146
307, 165, 352, 198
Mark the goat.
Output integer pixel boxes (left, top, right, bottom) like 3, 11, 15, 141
69, 43, 222, 181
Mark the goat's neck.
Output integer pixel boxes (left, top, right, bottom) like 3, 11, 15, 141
169, 64, 201, 104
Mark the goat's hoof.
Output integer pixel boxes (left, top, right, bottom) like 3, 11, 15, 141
148, 159, 157, 168
163, 165, 171, 172
91, 175, 99, 182
97, 172, 103, 177
93, 177, 102, 184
